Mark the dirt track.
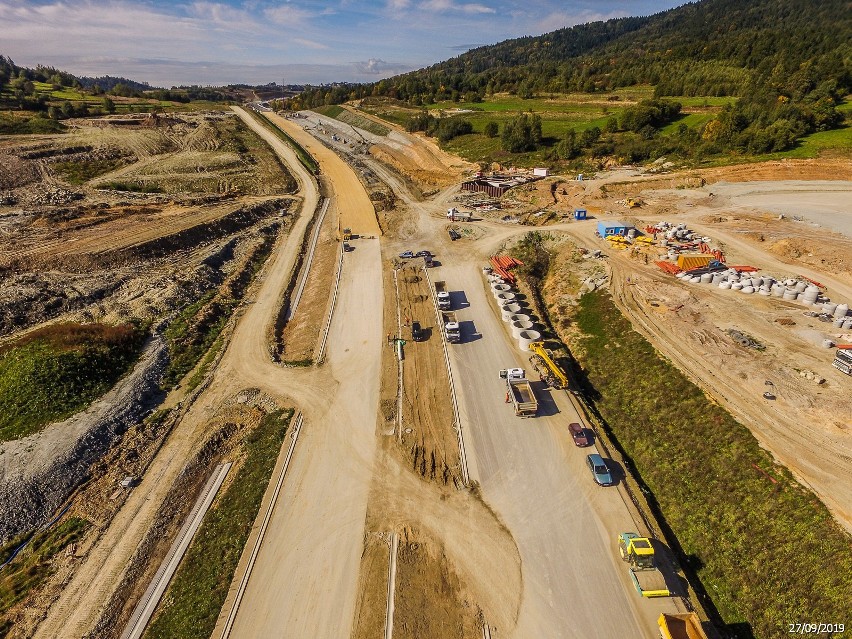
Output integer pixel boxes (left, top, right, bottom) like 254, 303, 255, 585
32, 106, 321, 638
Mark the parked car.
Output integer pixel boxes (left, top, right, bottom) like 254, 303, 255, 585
586, 453, 613, 486
411, 321, 424, 341
399, 250, 414, 259
568, 422, 590, 447
415, 250, 432, 258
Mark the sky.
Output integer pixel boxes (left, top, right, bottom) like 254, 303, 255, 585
1, 0, 685, 88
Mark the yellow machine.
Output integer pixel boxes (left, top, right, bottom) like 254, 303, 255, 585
528, 341, 569, 389
658, 613, 710, 639
342, 227, 352, 241
618, 533, 670, 597
626, 197, 641, 208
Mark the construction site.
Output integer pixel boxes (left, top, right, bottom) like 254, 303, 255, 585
0, 97, 849, 639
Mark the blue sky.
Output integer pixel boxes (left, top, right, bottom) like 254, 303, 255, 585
1, 0, 684, 87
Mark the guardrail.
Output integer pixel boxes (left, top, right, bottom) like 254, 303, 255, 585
218, 412, 304, 638
121, 462, 232, 639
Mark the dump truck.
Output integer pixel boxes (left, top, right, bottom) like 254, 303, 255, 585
447, 207, 472, 221
618, 533, 670, 598
658, 613, 709, 639
499, 368, 538, 417
442, 311, 461, 343
434, 281, 452, 310
528, 341, 569, 389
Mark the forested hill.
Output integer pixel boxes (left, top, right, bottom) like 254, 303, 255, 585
289, 0, 849, 159
307, 0, 849, 102
416, 0, 850, 98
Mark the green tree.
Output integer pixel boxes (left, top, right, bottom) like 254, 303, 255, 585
501, 113, 543, 152
484, 121, 499, 138
102, 96, 116, 114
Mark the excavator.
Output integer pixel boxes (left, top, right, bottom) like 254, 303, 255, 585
528, 341, 569, 389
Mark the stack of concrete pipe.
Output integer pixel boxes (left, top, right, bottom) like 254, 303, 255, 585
501, 303, 521, 321
518, 329, 541, 350
676, 268, 850, 312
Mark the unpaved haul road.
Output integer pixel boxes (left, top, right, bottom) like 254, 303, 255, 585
34, 106, 378, 639
215, 113, 383, 639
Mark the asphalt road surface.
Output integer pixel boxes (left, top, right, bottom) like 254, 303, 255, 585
440, 259, 679, 638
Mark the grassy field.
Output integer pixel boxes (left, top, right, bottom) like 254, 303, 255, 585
563, 289, 852, 639
0, 517, 90, 620
0, 323, 147, 443
143, 409, 293, 639
360, 90, 849, 165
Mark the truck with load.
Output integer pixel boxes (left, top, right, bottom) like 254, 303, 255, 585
658, 613, 709, 639
442, 311, 461, 343
832, 346, 852, 375
447, 207, 472, 221
499, 368, 538, 417
434, 281, 452, 310
618, 533, 671, 598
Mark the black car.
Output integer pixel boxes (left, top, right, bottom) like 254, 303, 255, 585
415, 250, 432, 258
411, 321, 424, 341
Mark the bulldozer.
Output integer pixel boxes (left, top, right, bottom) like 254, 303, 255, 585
528, 341, 569, 389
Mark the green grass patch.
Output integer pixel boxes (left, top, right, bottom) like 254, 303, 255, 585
761, 124, 852, 160
312, 104, 344, 118
143, 409, 293, 639
52, 158, 127, 185
567, 290, 852, 638
0, 113, 66, 135
0, 322, 147, 442
314, 103, 390, 136
0, 517, 90, 615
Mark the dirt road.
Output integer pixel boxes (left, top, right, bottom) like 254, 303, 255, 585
33, 106, 321, 639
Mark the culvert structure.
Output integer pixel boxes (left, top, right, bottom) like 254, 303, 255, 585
501, 303, 521, 321
511, 320, 534, 339
518, 330, 541, 351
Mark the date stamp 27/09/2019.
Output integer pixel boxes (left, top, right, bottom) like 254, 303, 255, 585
788, 623, 845, 635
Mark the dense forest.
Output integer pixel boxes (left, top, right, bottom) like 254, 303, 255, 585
288, 0, 850, 160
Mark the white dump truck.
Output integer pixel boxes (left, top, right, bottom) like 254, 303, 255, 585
499, 368, 538, 417
442, 311, 461, 343
447, 207, 472, 222
434, 280, 452, 310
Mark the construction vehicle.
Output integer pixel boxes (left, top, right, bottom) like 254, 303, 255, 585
626, 197, 641, 208
499, 368, 538, 417
442, 311, 461, 343
832, 346, 852, 375
618, 533, 671, 598
528, 341, 569, 389
658, 613, 710, 639
342, 227, 351, 241
434, 281, 452, 310
447, 207, 472, 222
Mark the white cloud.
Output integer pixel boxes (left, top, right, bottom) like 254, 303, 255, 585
293, 38, 330, 50
353, 58, 413, 75
420, 0, 495, 14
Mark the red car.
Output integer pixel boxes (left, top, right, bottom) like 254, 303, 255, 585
569, 422, 590, 447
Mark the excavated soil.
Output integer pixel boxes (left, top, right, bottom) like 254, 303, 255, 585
396, 263, 460, 486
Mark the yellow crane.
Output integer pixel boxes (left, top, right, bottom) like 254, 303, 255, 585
528, 341, 569, 389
